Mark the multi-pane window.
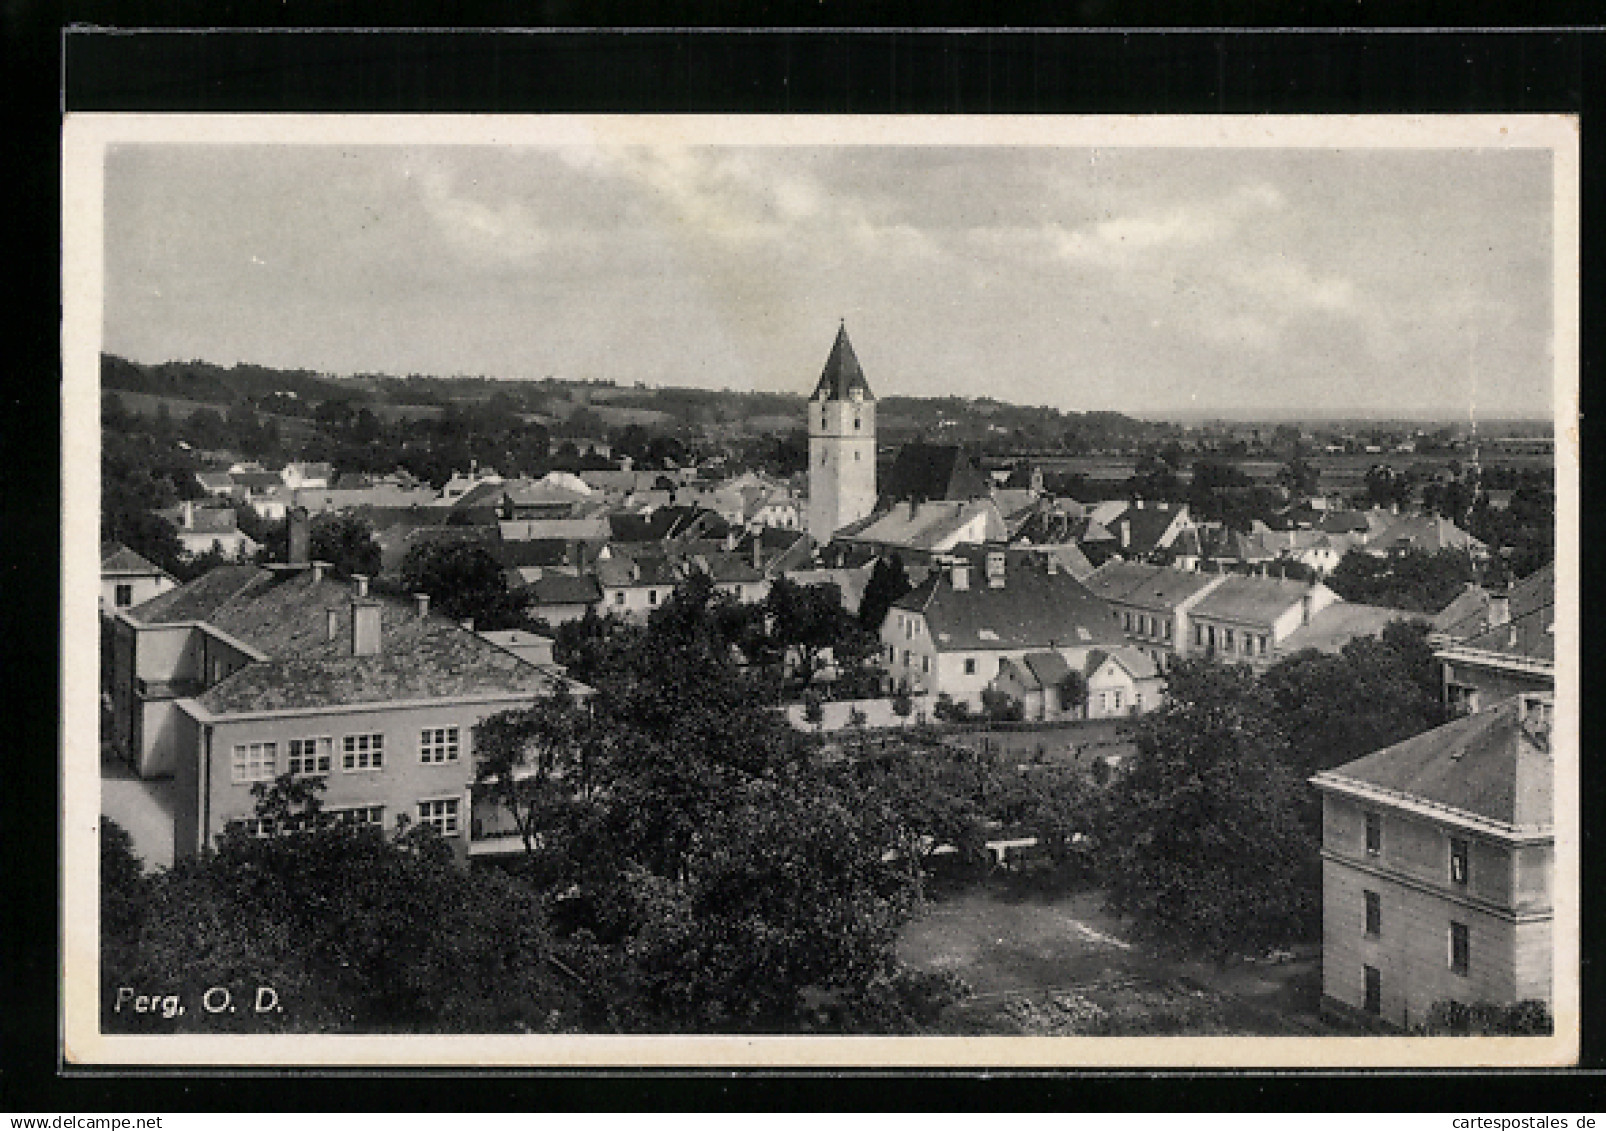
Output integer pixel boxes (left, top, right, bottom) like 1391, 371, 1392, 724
115, 583, 133, 607
418, 798, 460, 836
1449, 921, 1470, 976
287, 736, 332, 777
231, 741, 277, 783
1365, 811, 1381, 856
648, 590, 659, 606
1449, 838, 1470, 886
1113, 690, 1124, 711
1363, 965, 1381, 1015
342, 733, 384, 771
419, 726, 460, 764
328, 805, 384, 828
1364, 890, 1381, 937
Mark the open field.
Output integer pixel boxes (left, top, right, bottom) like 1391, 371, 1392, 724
898, 877, 1335, 1036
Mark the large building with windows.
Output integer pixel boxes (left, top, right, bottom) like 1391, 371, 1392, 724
109, 550, 576, 860
1310, 693, 1554, 1030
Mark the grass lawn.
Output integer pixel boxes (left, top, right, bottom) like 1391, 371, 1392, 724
898, 871, 1335, 1036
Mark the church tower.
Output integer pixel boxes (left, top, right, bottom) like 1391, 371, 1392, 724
807, 322, 877, 540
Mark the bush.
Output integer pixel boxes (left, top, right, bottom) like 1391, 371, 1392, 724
980, 687, 1025, 723
891, 689, 914, 719
932, 694, 971, 723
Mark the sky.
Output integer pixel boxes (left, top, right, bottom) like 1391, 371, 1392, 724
101, 140, 1557, 419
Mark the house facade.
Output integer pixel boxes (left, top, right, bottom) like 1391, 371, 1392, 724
1434, 564, 1555, 716
101, 542, 177, 614
878, 548, 1127, 711
1311, 694, 1553, 1030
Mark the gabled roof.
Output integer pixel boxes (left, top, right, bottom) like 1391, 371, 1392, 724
892, 552, 1125, 652
523, 572, 604, 606
101, 542, 170, 578
836, 497, 1006, 552
158, 505, 243, 535
1085, 561, 1222, 611
1085, 645, 1161, 682
1371, 514, 1486, 555
595, 552, 683, 589
1191, 575, 1330, 627
1101, 503, 1189, 555
809, 323, 875, 402
1020, 650, 1072, 689
1313, 695, 1552, 833
879, 443, 990, 505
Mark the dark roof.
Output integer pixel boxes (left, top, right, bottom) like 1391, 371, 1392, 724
524, 572, 603, 606
101, 542, 169, 577
497, 539, 597, 570
1103, 503, 1187, 555
892, 552, 1125, 652
234, 471, 285, 491
809, 323, 875, 402
608, 510, 692, 543
133, 566, 564, 714
879, 443, 990, 506
158, 505, 242, 535
1316, 695, 1552, 831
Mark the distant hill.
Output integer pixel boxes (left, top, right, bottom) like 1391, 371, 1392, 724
100, 353, 1169, 450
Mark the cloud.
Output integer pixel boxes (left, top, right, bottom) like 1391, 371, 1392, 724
413, 166, 548, 262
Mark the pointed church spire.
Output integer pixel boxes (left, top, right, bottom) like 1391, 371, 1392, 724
810, 322, 875, 402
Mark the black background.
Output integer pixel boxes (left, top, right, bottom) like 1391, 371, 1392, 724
8, 1, 1603, 1112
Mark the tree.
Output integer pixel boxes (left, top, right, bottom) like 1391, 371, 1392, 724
980, 686, 1024, 723
309, 512, 382, 579
400, 539, 525, 629
1102, 661, 1320, 956
1277, 458, 1320, 498
473, 685, 596, 861
1057, 670, 1089, 717
858, 555, 913, 634
764, 578, 857, 690
1326, 548, 1474, 614
1414, 1000, 1553, 1036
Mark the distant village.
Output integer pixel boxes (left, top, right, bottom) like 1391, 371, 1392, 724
99, 325, 1556, 1036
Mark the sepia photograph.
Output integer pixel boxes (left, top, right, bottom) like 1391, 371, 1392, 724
60, 113, 1577, 1068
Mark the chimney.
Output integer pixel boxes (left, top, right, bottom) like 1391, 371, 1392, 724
752, 535, 764, 571
352, 574, 370, 598
350, 600, 382, 657
1301, 586, 1315, 626
460, 617, 475, 633
986, 551, 1007, 588
1487, 589, 1511, 628
326, 607, 339, 642
1047, 555, 1060, 575
311, 561, 326, 584
287, 506, 310, 565
181, 500, 195, 529
1135, 497, 1145, 510
908, 498, 919, 520
1120, 520, 1131, 549
950, 561, 970, 591
724, 529, 738, 552
414, 593, 430, 618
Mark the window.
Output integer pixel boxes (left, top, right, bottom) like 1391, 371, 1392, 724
854, 451, 861, 461
614, 592, 625, 606
1365, 811, 1381, 856
922, 656, 930, 674
1194, 624, 1204, 646
1207, 625, 1217, 649
1224, 628, 1235, 649
1113, 690, 1124, 711
328, 805, 384, 828
854, 415, 862, 430
420, 726, 460, 764
905, 619, 912, 640
1364, 890, 1381, 937
1098, 692, 1109, 713
1164, 620, 1173, 640
1363, 965, 1381, 1015
1449, 838, 1469, 886
287, 736, 332, 776
1258, 634, 1268, 656
342, 733, 384, 771
115, 583, 133, 607
231, 741, 277, 783
902, 650, 911, 667
419, 798, 460, 836
1123, 612, 1133, 632
1449, 921, 1470, 976
964, 658, 977, 675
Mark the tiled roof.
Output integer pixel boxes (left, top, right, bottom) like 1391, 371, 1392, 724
596, 552, 683, 589
1086, 645, 1161, 681
837, 498, 1005, 551
1191, 575, 1328, 627
101, 542, 169, 577
1103, 503, 1188, 555
1372, 514, 1486, 555
158, 505, 242, 535
893, 553, 1125, 652
1085, 561, 1221, 611
1020, 650, 1073, 689
524, 572, 603, 606
1278, 602, 1416, 655
879, 443, 990, 505
497, 517, 611, 543
1432, 585, 1497, 640
809, 323, 875, 402
135, 566, 564, 714
235, 471, 285, 492
1315, 695, 1552, 831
